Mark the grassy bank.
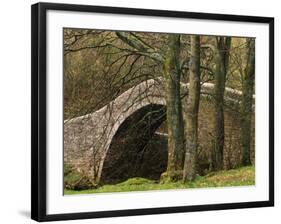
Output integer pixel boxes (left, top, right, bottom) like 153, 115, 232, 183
64, 166, 254, 195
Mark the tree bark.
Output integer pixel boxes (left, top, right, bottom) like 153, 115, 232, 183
163, 34, 185, 172
183, 35, 201, 182
241, 38, 255, 166
211, 37, 231, 170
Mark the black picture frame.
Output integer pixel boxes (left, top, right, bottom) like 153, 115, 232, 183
31, 2, 274, 222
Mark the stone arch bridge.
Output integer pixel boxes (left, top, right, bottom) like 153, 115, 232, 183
64, 78, 253, 185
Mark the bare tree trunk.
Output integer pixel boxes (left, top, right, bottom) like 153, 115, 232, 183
163, 34, 185, 172
211, 37, 231, 170
241, 38, 255, 166
183, 35, 201, 182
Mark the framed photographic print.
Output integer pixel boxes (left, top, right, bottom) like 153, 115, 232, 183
31, 2, 274, 222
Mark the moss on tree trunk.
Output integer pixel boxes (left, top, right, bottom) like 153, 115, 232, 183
211, 37, 231, 171
241, 38, 255, 166
163, 34, 185, 172
183, 35, 201, 182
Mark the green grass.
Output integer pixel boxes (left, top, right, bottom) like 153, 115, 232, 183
64, 166, 255, 195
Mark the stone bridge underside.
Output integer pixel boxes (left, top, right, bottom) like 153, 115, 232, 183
64, 78, 253, 184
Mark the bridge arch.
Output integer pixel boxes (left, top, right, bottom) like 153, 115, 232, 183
64, 79, 167, 183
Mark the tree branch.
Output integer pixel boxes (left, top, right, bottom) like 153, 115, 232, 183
115, 32, 164, 62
